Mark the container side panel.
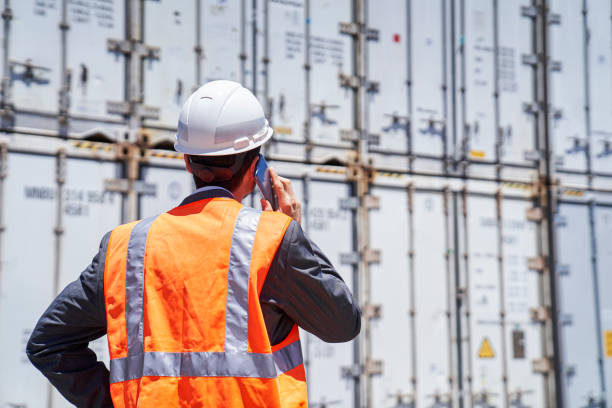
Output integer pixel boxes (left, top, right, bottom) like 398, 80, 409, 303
201, 0, 243, 83
502, 199, 544, 407
68, 0, 125, 121
411, 0, 445, 157
0, 153, 56, 408
549, 0, 588, 173
595, 206, 612, 404
497, 0, 536, 166
413, 191, 451, 406
10, 1, 61, 114
267, 0, 306, 143
140, 165, 195, 218
587, 1, 612, 174
366, 1, 408, 154
557, 203, 601, 407
143, 1, 197, 129
302, 180, 354, 408
466, 195, 504, 404
369, 187, 412, 406
308, 0, 352, 146
463, 0, 496, 162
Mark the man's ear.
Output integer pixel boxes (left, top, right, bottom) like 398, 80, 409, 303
184, 155, 193, 174
249, 154, 260, 175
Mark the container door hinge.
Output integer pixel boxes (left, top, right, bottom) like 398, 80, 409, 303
340, 248, 381, 265
107, 39, 160, 59
529, 306, 549, 322
104, 178, 157, 196
532, 358, 552, 374
340, 128, 360, 142
520, 6, 538, 18
363, 303, 382, 319
338, 22, 379, 41
527, 256, 546, 272
368, 133, 380, 146
340, 195, 380, 210
548, 13, 561, 25
106, 101, 160, 120
523, 150, 542, 162
526, 207, 543, 222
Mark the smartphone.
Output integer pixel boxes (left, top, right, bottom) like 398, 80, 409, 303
254, 154, 278, 210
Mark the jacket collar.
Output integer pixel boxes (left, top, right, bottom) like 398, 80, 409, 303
179, 186, 235, 207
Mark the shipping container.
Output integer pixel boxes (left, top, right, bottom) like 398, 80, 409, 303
1, 1, 612, 407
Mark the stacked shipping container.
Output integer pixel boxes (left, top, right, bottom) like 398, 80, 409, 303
0, 1, 610, 407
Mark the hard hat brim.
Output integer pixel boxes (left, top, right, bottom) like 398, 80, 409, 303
174, 126, 274, 156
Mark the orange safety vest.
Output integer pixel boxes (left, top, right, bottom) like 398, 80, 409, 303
103, 196, 308, 407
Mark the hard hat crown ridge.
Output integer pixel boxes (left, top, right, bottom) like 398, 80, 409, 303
175, 80, 273, 156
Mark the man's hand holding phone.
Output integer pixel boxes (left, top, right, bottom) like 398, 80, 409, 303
260, 167, 302, 224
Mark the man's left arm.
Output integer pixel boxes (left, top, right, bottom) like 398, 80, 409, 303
26, 232, 112, 408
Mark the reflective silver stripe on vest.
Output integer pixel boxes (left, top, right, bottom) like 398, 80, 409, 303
110, 207, 304, 384
125, 216, 158, 356
109, 341, 302, 383
225, 207, 260, 353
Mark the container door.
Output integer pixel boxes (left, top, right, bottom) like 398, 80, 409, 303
302, 178, 355, 408
366, 1, 408, 154
497, 0, 536, 167
52, 157, 123, 406
10, 1, 61, 117
464, 194, 505, 407
369, 186, 413, 407
143, 0, 197, 129
594, 205, 612, 405
411, 0, 447, 158
460, 0, 496, 163
308, 0, 353, 146
502, 198, 545, 407
267, 0, 306, 144
549, 0, 588, 174
557, 203, 603, 407
586, 1, 612, 175
0, 153, 57, 408
200, 0, 243, 83
67, 0, 126, 123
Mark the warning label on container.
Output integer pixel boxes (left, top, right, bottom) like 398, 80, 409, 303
478, 337, 495, 358
605, 330, 612, 358
69, 0, 117, 29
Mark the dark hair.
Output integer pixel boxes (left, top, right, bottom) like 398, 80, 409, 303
188, 147, 260, 191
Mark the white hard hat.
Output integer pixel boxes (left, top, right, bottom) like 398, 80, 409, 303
174, 80, 273, 156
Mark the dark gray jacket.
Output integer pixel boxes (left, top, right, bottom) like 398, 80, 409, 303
26, 186, 361, 407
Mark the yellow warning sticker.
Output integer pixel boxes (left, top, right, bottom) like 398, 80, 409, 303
605, 330, 612, 358
469, 149, 486, 159
478, 337, 495, 358
274, 126, 293, 135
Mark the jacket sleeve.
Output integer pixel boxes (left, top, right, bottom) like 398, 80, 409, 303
260, 220, 361, 344
26, 232, 113, 408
